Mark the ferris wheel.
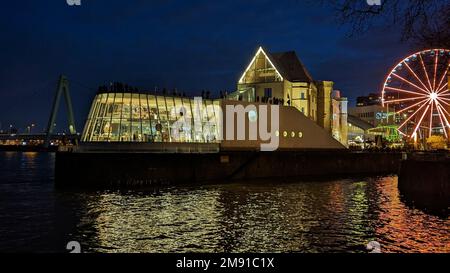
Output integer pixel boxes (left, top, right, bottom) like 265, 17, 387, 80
382, 49, 450, 139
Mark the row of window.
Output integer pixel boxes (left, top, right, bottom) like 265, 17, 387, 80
263, 88, 312, 101
82, 93, 308, 143
358, 112, 375, 118
275, 130, 304, 138
82, 93, 221, 143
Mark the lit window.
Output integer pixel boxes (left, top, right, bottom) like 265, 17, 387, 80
283, 131, 288, 137
275, 130, 280, 137
82, 93, 222, 144
291, 131, 295, 138
298, 132, 303, 138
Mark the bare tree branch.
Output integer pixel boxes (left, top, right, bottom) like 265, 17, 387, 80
321, 0, 450, 48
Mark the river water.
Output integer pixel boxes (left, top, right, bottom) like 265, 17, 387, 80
0, 152, 448, 253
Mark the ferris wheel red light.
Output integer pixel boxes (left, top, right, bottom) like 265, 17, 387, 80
382, 49, 450, 139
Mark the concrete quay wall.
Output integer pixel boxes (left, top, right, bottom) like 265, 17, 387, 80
55, 151, 402, 188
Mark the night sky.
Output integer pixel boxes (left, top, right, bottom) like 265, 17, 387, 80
0, 0, 414, 133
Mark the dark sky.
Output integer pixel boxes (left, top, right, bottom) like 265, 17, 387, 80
0, 0, 413, 133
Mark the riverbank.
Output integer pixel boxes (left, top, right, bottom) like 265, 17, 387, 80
54, 148, 450, 213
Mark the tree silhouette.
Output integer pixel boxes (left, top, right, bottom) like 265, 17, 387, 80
322, 0, 450, 48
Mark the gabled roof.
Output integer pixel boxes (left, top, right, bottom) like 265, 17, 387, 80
239, 46, 314, 84
266, 50, 314, 82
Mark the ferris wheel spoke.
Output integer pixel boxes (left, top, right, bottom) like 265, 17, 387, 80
436, 94, 450, 102
396, 99, 429, 114
403, 61, 431, 92
436, 105, 449, 138
397, 98, 430, 130
383, 96, 428, 104
436, 102, 450, 122
384, 86, 428, 96
437, 99, 450, 109
433, 50, 438, 90
391, 73, 430, 94
437, 100, 450, 115
437, 104, 450, 131
435, 63, 450, 93
437, 82, 448, 94
429, 100, 434, 138
419, 53, 434, 91
438, 97, 450, 102
411, 104, 431, 138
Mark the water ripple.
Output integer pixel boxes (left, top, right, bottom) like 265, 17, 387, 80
0, 152, 448, 253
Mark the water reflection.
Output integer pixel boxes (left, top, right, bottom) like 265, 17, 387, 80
68, 179, 449, 253
0, 152, 448, 253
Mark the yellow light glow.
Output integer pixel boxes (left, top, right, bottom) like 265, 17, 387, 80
238, 47, 283, 84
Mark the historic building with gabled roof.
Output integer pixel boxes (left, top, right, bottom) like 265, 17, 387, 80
228, 46, 348, 146
234, 47, 319, 122
228, 47, 346, 146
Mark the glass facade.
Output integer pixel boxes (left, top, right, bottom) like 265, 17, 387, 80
82, 93, 221, 143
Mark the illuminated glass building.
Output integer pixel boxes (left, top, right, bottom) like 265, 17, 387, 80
81, 90, 221, 143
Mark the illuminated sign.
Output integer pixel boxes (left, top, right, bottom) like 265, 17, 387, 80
376, 112, 388, 120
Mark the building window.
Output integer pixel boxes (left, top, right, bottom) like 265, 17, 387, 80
264, 88, 272, 98
300, 92, 305, 99
82, 93, 221, 144
301, 107, 305, 113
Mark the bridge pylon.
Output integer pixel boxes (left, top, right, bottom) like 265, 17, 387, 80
44, 75, 77, 148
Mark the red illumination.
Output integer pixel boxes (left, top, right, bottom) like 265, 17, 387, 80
411, 104, 430, 138
403, 61, 430, 92
419, 53, 433, 91
397, 99, 430, 130
383, 96, 427, 104
391, 73, 429, 94
396, 99, 427, 114
382, 49, 450, 139
437, 83, 448, 93
435, 63, 450, 93
384, 86, 428, 96
433, 50, 438, 90
429, 100, 434, 138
